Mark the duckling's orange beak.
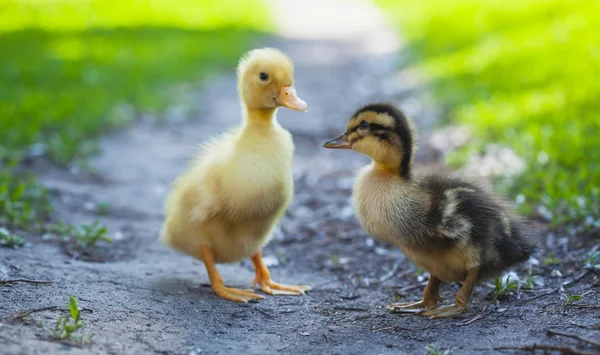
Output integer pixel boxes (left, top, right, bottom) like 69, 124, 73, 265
276, 86, 307, 112
323, 132, 351, 149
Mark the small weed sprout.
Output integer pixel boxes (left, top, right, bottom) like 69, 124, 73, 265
48, 296, 90, 343
494, 275, 518, 298
46, 221, 75, 237
543, 253, 561, 266
0, 227, 24, 249
583, 250, 600, 269
563, 294, 582, 307
425, 344, 451, 355
522, 268, 545, 289
523, 269, 535, 289
96, 202, 111, 216
73, 221, 112, 247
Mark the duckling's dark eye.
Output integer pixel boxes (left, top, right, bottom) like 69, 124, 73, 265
259, 72, 269, 81
358, 120, 369, 130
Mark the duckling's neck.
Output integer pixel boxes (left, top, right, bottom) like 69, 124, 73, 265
373, 161, 411, 180
244, 107, 278, 126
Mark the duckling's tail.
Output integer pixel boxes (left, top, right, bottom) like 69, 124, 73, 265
480, 217, 538, 281
504, 217, 538, 264
158, 223, 173, 248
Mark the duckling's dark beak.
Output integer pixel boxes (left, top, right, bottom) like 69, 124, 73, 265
323, 133, 351, 149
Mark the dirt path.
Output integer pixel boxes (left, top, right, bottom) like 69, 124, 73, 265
1, 1, 598, 354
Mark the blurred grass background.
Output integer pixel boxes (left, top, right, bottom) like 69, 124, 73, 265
2, 0, 598, 239
377, 0, 599, 230
0, 0, 272, 232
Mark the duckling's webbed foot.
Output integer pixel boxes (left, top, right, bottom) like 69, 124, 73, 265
251, 251, 311, 296
387, 299, 438, 311
387, 275, 443, 312
200, 246, 265, 303
420, 304, 467, 318
420, 268, 478, 319
212, 285, 265, 303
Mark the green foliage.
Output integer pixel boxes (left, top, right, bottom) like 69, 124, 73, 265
73, 221, 111, 248
377, 0, 600, 227
0, 227, 25, 249
494, 275, 518, 298
48, 296, 88, 342
0, 0, 271, 235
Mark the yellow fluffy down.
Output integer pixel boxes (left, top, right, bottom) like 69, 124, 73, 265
160, 122, 294, 263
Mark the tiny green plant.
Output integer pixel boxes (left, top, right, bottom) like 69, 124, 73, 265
543, 253, 561, 266
425, 344, 450, 355
0, 227, 24, 249
46, 221, 75, 237
494, 275, 518, 298
48, 296, 90, 343
563, 294, 582, 307
583, 250, 600, 269
523, 269, 535, 289
95, 202, 111, 216
73, 221, 112, 248
522, 268, 545, 290
0, 168, 52, 231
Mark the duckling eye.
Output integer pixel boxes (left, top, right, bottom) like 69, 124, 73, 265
358, 120, 369, 130
259, 72, 269, 81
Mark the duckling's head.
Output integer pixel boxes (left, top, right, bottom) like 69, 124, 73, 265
237, 48, 307, 112
323, 103, 417, 177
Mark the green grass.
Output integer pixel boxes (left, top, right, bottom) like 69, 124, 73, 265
0, 165, 52, 230
0, 0, 272, 234
377, 0, 600, 229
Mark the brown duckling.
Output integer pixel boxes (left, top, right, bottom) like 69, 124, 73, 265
323, 102, 536, 318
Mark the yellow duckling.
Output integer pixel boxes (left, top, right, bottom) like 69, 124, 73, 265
323, 102, 536, 318
161, 48, 311, 303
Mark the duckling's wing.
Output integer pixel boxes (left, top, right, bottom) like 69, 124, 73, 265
180, 137, 234, 223
423, 176, 500, 241
188, 178, 219, 222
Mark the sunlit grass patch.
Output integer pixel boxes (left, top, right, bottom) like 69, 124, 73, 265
0, 0, 272, 233
377, 0, 600, 229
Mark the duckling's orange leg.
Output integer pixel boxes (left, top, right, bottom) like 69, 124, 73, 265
387, 275, 443, 311
200, 246, 264, 303
251, 251, 311, 296
421, 268, 478, 319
